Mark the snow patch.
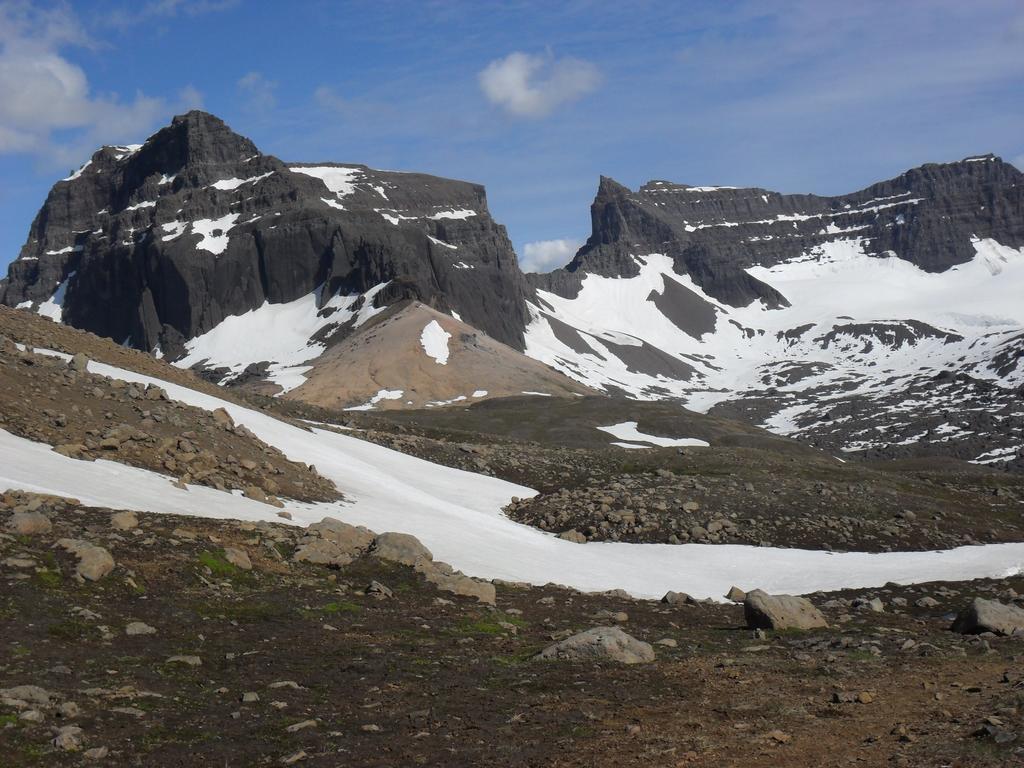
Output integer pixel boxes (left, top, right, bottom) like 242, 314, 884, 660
429, 209, 476, 220
597, 422, 710, 448
420, 320, 451, 365
345, 389, 404, 411
192, 214, 240, 255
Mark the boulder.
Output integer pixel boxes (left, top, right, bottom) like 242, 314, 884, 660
0, 685, 54, 708
423, 568, 496, 605
371, 532, 433, 566
223, 547, 252, 571
68, 353, 89, 372
110, 511, 139, 531
308, 517, 374, 554
744, 589, 828, 631
557, 529, 587, 544
661, 590, 692, 606
55, 539, 115, 581
725, 585, 746, 602
951, 598, 1024, 636
537, 626, 655, 664
292, 539, 355, 568
7, 511, 52, 536
211, 407, 234, 428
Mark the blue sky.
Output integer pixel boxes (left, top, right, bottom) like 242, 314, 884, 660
1, 0, 1023, 272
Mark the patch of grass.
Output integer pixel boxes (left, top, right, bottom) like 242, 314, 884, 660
47, 618, 89, 640
197, 550, 239, 578
456, 612, 527, 635
0, 713, 18, 727
33, 569, 62, 589
196, 550, 256, 586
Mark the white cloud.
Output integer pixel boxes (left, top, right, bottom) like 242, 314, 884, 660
0, 3, 197, 168
237, 71, 277, 111
521, 238, 582, 272
479, 51, 601, 118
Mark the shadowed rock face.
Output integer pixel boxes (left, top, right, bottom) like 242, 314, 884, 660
529, 156, 1024, 304
1, 111, 529, 356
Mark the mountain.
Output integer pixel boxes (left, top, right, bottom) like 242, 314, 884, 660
524, 158, 1024, 467
3, 111, 1022, 468
0, 110, 531, 380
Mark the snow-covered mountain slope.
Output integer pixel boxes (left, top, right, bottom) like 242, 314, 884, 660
525, 159, 1024, 468
526, 241, 1024, 465
3, 351, 1024, 600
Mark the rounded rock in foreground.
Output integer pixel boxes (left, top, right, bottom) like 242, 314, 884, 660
536, 626, 655, 664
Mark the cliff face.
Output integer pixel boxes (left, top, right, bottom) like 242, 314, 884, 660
530, 155, 1024, 306
1, 111, 529, 357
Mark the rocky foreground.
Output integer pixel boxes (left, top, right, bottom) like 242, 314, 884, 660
3, 492, 1024, 767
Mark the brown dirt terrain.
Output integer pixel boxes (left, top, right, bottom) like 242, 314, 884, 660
285, 301, 589, 409
2, 495, 1024, 767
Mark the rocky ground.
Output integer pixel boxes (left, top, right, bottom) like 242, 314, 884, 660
0, 336, 337, 505
3, 307, 1024, 765
258, 397, 1024, 553
4, 494, 1024, 767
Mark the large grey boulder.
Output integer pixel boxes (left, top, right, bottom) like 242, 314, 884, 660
951, 598, 1024, 636
536, 626, 655, 664
308, 518, 374, 553
744, 589, 828, 631
422, 567, 496, 605
293, 517, 376, 568
55, 539, 115, 581
371, 532, 433, 566
7, 511, 52, 536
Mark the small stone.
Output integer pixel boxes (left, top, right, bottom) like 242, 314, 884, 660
52, 725, 84, 751
241, 692, 260, 703
361, 724, 382, 732
280, 751, 307, 765
84, 747, 109, 760
125, 621, 157, 636
166, 655, 202, 667
655, 638, 677, 647
365, 581, 394, 599
285, 719, 317, 733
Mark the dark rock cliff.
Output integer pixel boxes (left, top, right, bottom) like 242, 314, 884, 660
1, 111, 529, 356
530, 156, 1024, 305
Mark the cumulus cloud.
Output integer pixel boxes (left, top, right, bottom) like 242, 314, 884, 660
237, 71, 277, 112
0, 2, 197, 168
479, 52, 600, 118
521, 238, 582, 272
